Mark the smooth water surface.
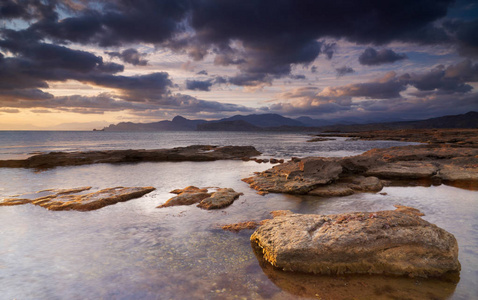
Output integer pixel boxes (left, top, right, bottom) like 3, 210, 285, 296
0, 131, 417, 160
0, 132, 476, 299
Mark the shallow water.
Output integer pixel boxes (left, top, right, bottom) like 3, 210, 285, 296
0, 131, 416, 160
0, 132, 476, 299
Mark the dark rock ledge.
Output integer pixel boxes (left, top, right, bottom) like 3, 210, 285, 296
0, 145, 261, 169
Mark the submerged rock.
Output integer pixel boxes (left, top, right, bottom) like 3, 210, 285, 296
157, 186, 242, 210
222, 221, 262, 232
251, 206, 460, 278
0, 186, 155, 211
0, 145, 261, 169
243, 144, 478, 196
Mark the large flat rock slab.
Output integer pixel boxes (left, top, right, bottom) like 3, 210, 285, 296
0, 145, 261, 169
251, 206, 460, 278
0, 186, 155, 211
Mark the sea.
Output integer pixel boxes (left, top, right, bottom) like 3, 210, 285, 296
0, 131, 477, 299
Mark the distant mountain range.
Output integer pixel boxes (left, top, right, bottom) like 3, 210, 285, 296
99, 111, 478, 132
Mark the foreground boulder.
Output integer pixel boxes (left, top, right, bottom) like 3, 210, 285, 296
0, 186, 155, 211
157, 186, 242, 210
251, 206, 460, 278
243, 144, 478, 196
0, 145, 261, 169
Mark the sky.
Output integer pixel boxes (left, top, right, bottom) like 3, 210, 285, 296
0, 0, 477, 130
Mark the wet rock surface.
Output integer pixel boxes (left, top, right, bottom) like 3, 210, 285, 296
243, 144, 478, 196
251, 206, 460, 278
158, 186, 243, 210
0, 145, 261, 169
0, 186, 155, 211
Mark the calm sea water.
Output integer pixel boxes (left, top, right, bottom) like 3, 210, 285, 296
0, 130, 418, 160
0, 131, 476, 299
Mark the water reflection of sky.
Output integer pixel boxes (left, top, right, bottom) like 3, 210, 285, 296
0, 132, 474, 299
0, 131, 418, 160
1, 159, 476, 299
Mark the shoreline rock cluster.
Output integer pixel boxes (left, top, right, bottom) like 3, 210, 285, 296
250, 206, 460, 278
0, 145, 261, 169
242, 144, 478, 196
0, 186, 155, 211
314, 128, 478, 145
158, 186, 243, 210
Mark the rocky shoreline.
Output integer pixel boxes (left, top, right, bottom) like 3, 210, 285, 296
314, 128, 478, 145
242, 143, 478, 197
0, 145, 261, 169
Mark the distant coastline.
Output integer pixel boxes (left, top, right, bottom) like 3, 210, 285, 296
95, 111, 478, 132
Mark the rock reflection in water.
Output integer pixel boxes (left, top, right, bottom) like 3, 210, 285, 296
252, 245, 459, 300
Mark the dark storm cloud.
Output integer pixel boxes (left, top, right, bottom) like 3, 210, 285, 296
0, 0, 57, 20
359, 48, 408, 66
30, 0, 190, 46
408, 60, 478, 94
265, 60, 478, 119
106, 48, 148, 66
335, 66, 355, 77
409, 66, 473, 94
5, 0, 461, 86
2, 0, 477, 120
322, 60, 478, 99
321, 72, 409, 99
185, 79, 213, 91
443, 19, 478, 57
185, 76, 229, 91
0, 30, 175, 102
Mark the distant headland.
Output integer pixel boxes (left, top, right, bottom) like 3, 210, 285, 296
95, 111, 478, 132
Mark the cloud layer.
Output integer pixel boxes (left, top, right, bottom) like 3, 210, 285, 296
359, 48, 408, 66
0, 0, 477, 123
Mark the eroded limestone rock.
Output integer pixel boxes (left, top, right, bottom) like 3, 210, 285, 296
197, 188, 243, 209
243, 157, 343, 195
251, 206, 460, 278
157, 186, 242, 210
0, 186, 155, 211
243, 144, 478, 196
308, 176, 383, 197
